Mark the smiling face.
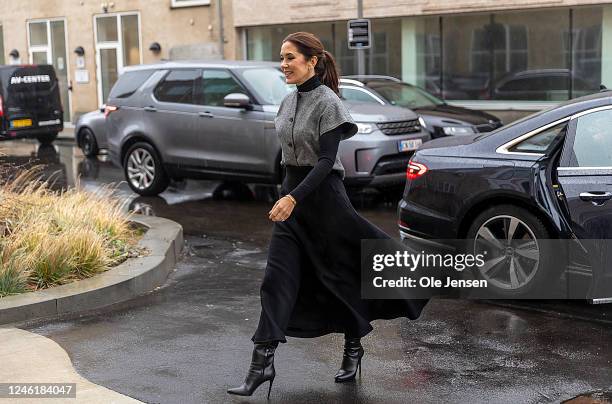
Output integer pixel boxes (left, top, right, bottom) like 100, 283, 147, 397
280, 41, 317, 85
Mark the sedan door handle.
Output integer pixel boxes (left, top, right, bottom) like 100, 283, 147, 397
144, 106, 157, 112
198, 111, 214, 118
580, 191, 612, 203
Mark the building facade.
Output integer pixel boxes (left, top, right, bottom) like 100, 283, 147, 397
0, 0, 237, 124
236, 0, 612, 121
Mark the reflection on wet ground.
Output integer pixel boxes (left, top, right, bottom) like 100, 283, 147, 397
0, 142, 67, 188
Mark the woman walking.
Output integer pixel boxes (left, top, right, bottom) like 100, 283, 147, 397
227, 32, 428, 398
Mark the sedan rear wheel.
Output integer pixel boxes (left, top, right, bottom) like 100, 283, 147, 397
475, 215, 539, 290
466, 204, 560, 298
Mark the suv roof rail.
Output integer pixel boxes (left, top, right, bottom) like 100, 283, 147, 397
339, 78, 365, 87
342, 75, 401, 82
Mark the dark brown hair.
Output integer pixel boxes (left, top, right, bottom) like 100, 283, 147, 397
282, 32, 340, 95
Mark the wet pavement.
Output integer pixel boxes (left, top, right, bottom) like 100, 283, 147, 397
4, 139, 612, 403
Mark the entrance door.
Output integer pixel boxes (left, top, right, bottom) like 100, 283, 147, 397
27, 19, 71, 123
94, 13, 141, 106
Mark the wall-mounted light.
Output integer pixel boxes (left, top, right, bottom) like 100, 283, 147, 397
74, 46, 85, 56
149, 42, 162, 54
8, 49, 21, 65
101, 2, 114, 13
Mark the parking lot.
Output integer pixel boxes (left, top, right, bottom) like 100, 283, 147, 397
1, 138, 610, 403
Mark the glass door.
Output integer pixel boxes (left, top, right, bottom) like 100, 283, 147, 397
27, 19, 71, 122
94, 13, 141, 106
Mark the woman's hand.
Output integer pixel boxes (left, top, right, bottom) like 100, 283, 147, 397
269, 196, 296, 222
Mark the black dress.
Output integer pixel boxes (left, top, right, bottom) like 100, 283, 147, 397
252, 77, 428, 344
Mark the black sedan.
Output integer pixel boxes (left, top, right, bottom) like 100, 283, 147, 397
398, 90, 612, 299
339, 76, 503, 138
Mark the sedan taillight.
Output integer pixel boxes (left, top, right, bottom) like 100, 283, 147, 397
407, 161, 428, 180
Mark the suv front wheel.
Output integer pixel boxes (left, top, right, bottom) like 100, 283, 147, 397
79, 128, 99, 157
123, 142, 169, 196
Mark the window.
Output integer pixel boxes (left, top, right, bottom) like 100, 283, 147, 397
109, 70, 154, 99
121, 14, 140, 66
474, 23, 528, 76
340, 87, 381, 104
470, 26, 489, 75
509, 121, 567, 154
154, 69, 199, 104
240, 67, 292, 105
572, 109, 612, 167
28, 19, 70, 122
29, 22, 48, 46
244, 18, 403, 79
199, 69, 246, 106
368, 82, 443, 108
497, 77, 531, 92
444, 9, 570, 101
171, 0, 210, 8
564, 7, 602, 95
96, 16, 118, 42
94, 13, 142, 106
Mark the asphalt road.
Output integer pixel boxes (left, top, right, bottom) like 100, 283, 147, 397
4, 139, 612, 403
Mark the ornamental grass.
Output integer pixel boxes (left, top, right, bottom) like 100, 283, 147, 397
0, 169, 142, 297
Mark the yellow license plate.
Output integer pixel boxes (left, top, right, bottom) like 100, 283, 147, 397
11, 119, 32, 128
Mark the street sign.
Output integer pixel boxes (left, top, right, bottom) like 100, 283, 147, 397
347, 19, 371, 49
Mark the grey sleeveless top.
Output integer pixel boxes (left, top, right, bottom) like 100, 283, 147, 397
274, 84, 358, 179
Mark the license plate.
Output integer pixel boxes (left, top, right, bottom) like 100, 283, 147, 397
398, 139, 422, 152
10, 119, 32, 128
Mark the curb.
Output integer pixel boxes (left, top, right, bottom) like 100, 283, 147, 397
0, 214, 183, 325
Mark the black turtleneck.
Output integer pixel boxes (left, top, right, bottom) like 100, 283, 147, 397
288, 74, 351, 203
297, 74, 321, 92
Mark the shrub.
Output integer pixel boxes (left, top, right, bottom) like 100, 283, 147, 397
0, 169, 140, 296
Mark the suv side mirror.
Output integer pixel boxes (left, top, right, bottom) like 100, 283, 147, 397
224, 93, 251, 109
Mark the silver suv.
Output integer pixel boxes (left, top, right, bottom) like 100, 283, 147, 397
106, 61, 430, 196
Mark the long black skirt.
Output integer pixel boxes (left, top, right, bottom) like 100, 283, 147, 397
252, 166, 428, 343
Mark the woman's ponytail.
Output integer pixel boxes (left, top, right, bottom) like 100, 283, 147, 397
317, 50, 339, 95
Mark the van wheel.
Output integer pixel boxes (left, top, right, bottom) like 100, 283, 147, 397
465, 204, 561, 298
123, 142, 169, 196
79, 128, 99, 157
36, 132, 58, 145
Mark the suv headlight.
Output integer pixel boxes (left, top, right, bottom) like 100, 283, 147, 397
356, 122, 375, 134
418, 116, 427, 128
442, 126, 475, 135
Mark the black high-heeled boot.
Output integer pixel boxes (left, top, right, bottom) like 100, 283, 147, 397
227, 342, 277, 398
334, 337, 364, 383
